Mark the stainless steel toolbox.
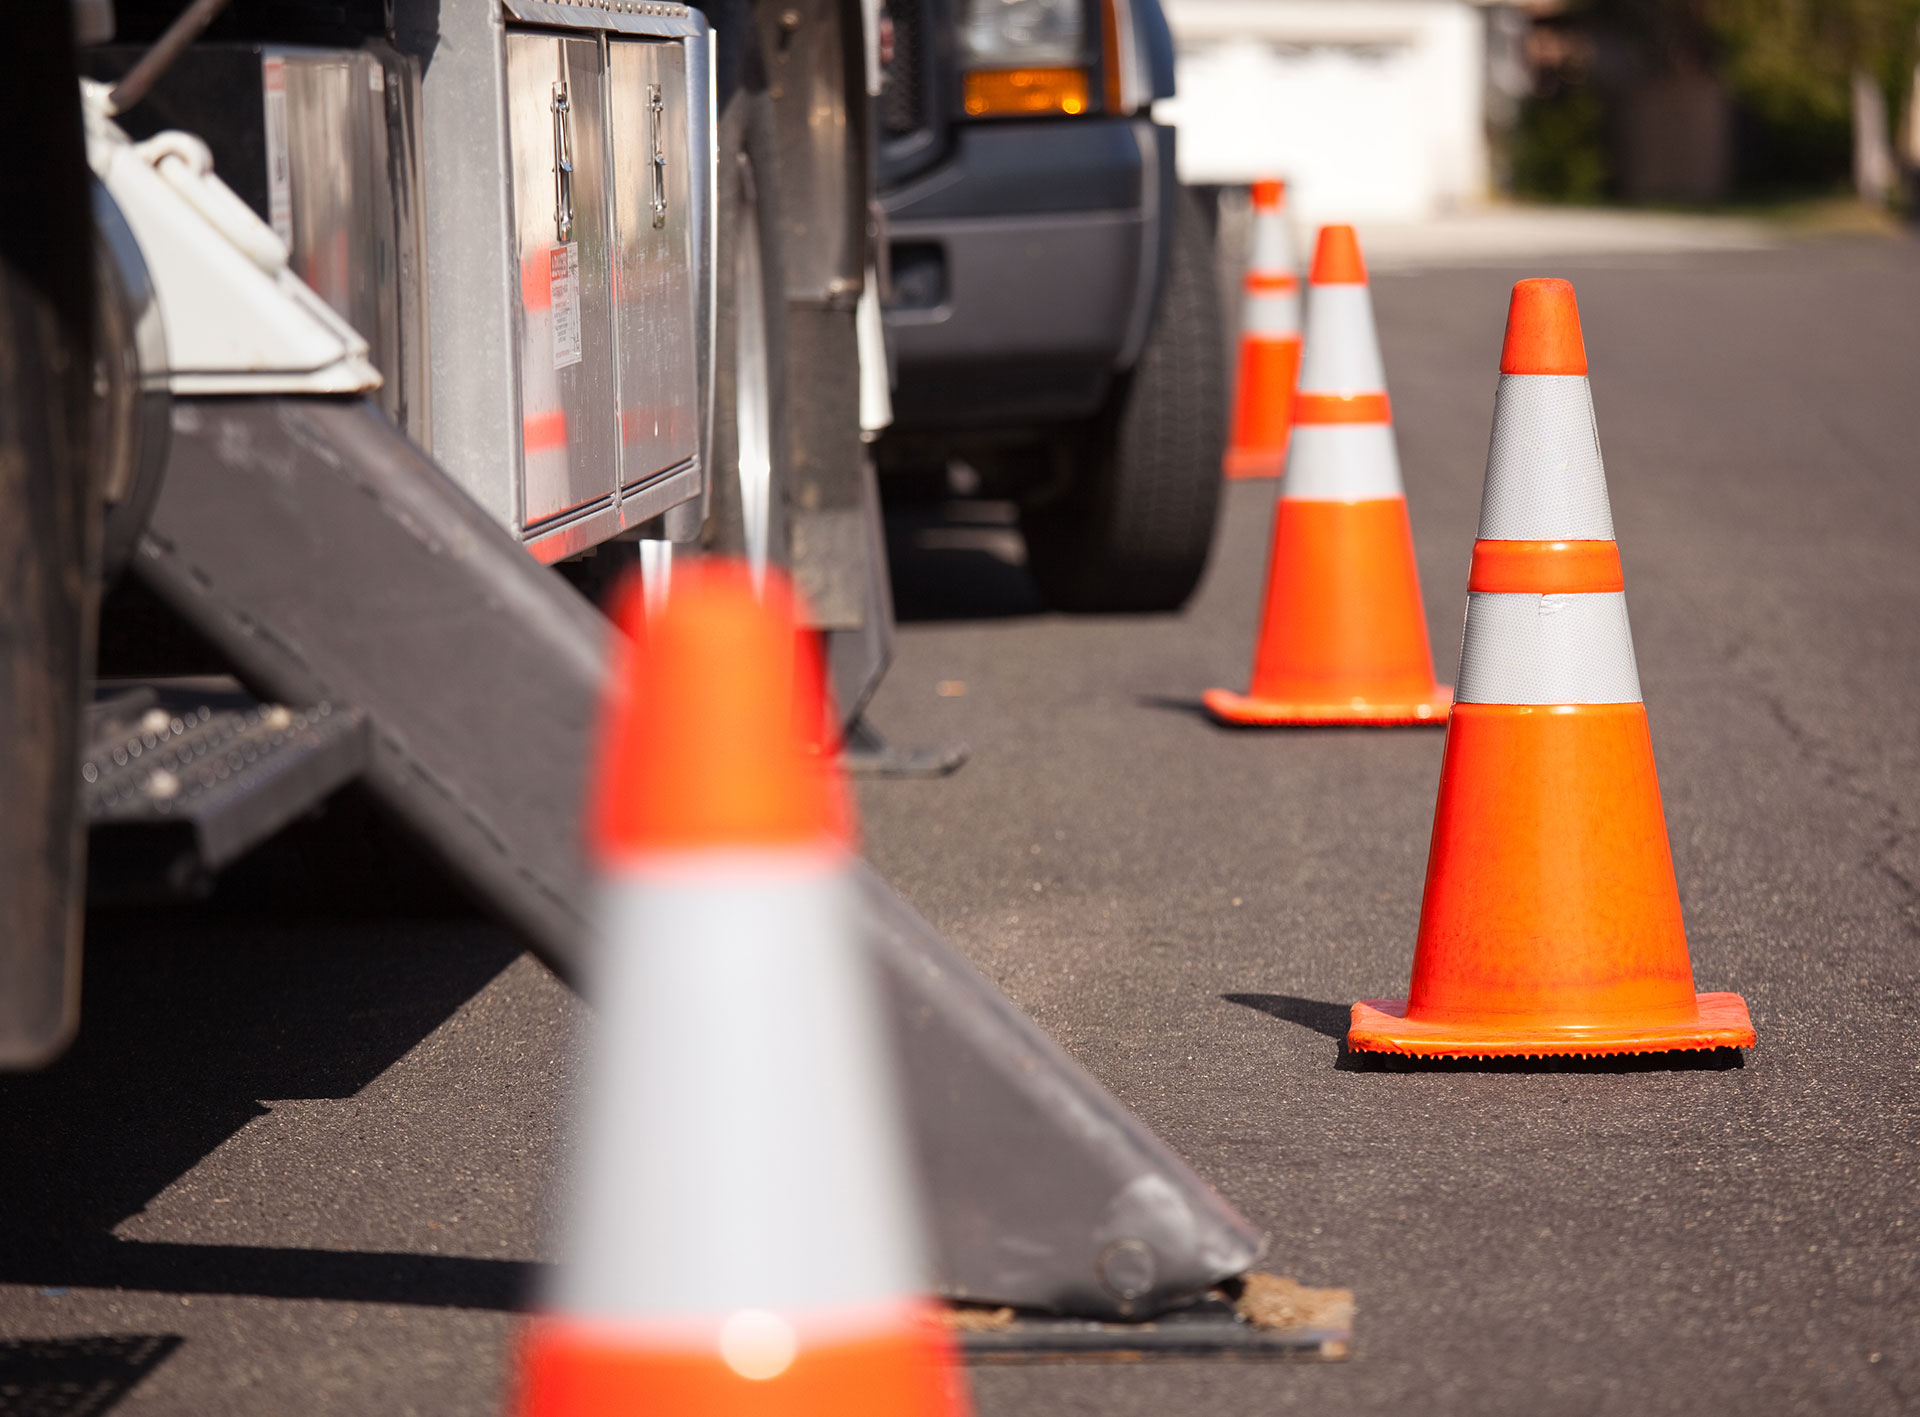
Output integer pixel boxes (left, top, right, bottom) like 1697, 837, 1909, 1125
82, 5, 716, 563
418, 1, 715, 561
504, 27, 702, 543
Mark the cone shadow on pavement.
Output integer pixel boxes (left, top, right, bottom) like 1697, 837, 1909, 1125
1347, 278, 1754, 1062
1222, 993, 1351, 1041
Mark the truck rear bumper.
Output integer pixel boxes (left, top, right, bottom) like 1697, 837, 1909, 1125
880, 119, 1170, 431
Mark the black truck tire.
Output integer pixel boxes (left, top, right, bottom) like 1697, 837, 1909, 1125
698, 0, 792, 577
1020, 185, 1225, 613
0, 3, 96, 1067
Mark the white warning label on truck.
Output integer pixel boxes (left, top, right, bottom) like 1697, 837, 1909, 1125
262, 56, 293, 248
550, 242, 583, 369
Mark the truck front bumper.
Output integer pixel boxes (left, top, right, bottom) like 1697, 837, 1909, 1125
880, 117, 1172, 432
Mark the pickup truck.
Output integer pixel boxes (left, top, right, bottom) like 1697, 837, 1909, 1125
873, 0, 1225, 611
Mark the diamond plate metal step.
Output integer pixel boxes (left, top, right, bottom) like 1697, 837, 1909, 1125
83, 678, 368, 898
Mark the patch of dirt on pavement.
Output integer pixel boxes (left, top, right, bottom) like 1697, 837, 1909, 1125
1233, 1273, 1356, 1332
944, 1305, 1017, 1332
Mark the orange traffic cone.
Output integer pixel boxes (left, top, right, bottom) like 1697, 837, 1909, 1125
1224, 179, 1303, 480
1205, 225, 1451, 726
511, 563, 970, 1416
1348, 279, 1755, 1058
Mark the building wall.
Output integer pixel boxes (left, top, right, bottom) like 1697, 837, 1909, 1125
1157, 0, 1491, 223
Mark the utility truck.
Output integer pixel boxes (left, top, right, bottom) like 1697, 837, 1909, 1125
0, 0, 1317, 1353
12, 0, 908, 1061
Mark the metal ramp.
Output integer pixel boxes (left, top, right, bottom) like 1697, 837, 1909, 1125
117, 395, 1265, 1320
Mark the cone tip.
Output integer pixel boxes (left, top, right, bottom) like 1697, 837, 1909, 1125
593, 561, 851, 861
1251, 178, 1286, 209
1500, 277, 1587, 375
1309, 225, 1367, 285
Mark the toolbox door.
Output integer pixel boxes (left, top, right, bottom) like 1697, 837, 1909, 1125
606, 37, 699, 494
507, 33, 618, 530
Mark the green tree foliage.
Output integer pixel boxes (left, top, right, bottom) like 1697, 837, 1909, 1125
1514, 0, 1920, 200
1709, 0, 1920, 190
1711, 1, 1920, 128
1513, 87, 1610, 202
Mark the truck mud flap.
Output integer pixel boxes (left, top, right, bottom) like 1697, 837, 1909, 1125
136, 396, 1263, 1319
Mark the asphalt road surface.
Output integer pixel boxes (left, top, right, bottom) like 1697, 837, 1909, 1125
3, 237, 1917, 1415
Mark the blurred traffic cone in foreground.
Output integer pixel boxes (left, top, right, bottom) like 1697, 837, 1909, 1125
1223, 179, 1303, 480
1348, 279, 1754, 1058
511, 563, 969, 1417
1205, 225, 1450, 725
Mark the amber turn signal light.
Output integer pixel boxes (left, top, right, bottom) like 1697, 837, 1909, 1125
962, 67, 1091, 117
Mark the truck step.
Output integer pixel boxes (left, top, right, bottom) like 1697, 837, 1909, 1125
84, 678, 368, 900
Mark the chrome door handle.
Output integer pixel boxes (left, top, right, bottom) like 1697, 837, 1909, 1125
552, 80, 575, 243
648, 83, 667, 229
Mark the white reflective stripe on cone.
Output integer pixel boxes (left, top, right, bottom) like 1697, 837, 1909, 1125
1454, 591, 1643, 705
1242, 287, 1301, 337
1478, 374, 1614, 541
1248, 212, 1297, 275
558, 851, 927, 1319
1297, 284, 1386, 395
1283, 423, 1405, 501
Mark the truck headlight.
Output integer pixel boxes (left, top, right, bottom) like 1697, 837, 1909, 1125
959, 0, 1084, 66
958, 0, 1091, 117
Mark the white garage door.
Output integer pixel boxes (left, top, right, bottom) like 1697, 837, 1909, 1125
1164, 38, 1436, 223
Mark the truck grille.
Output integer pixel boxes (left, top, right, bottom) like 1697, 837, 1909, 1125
881, 0, 926, 138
